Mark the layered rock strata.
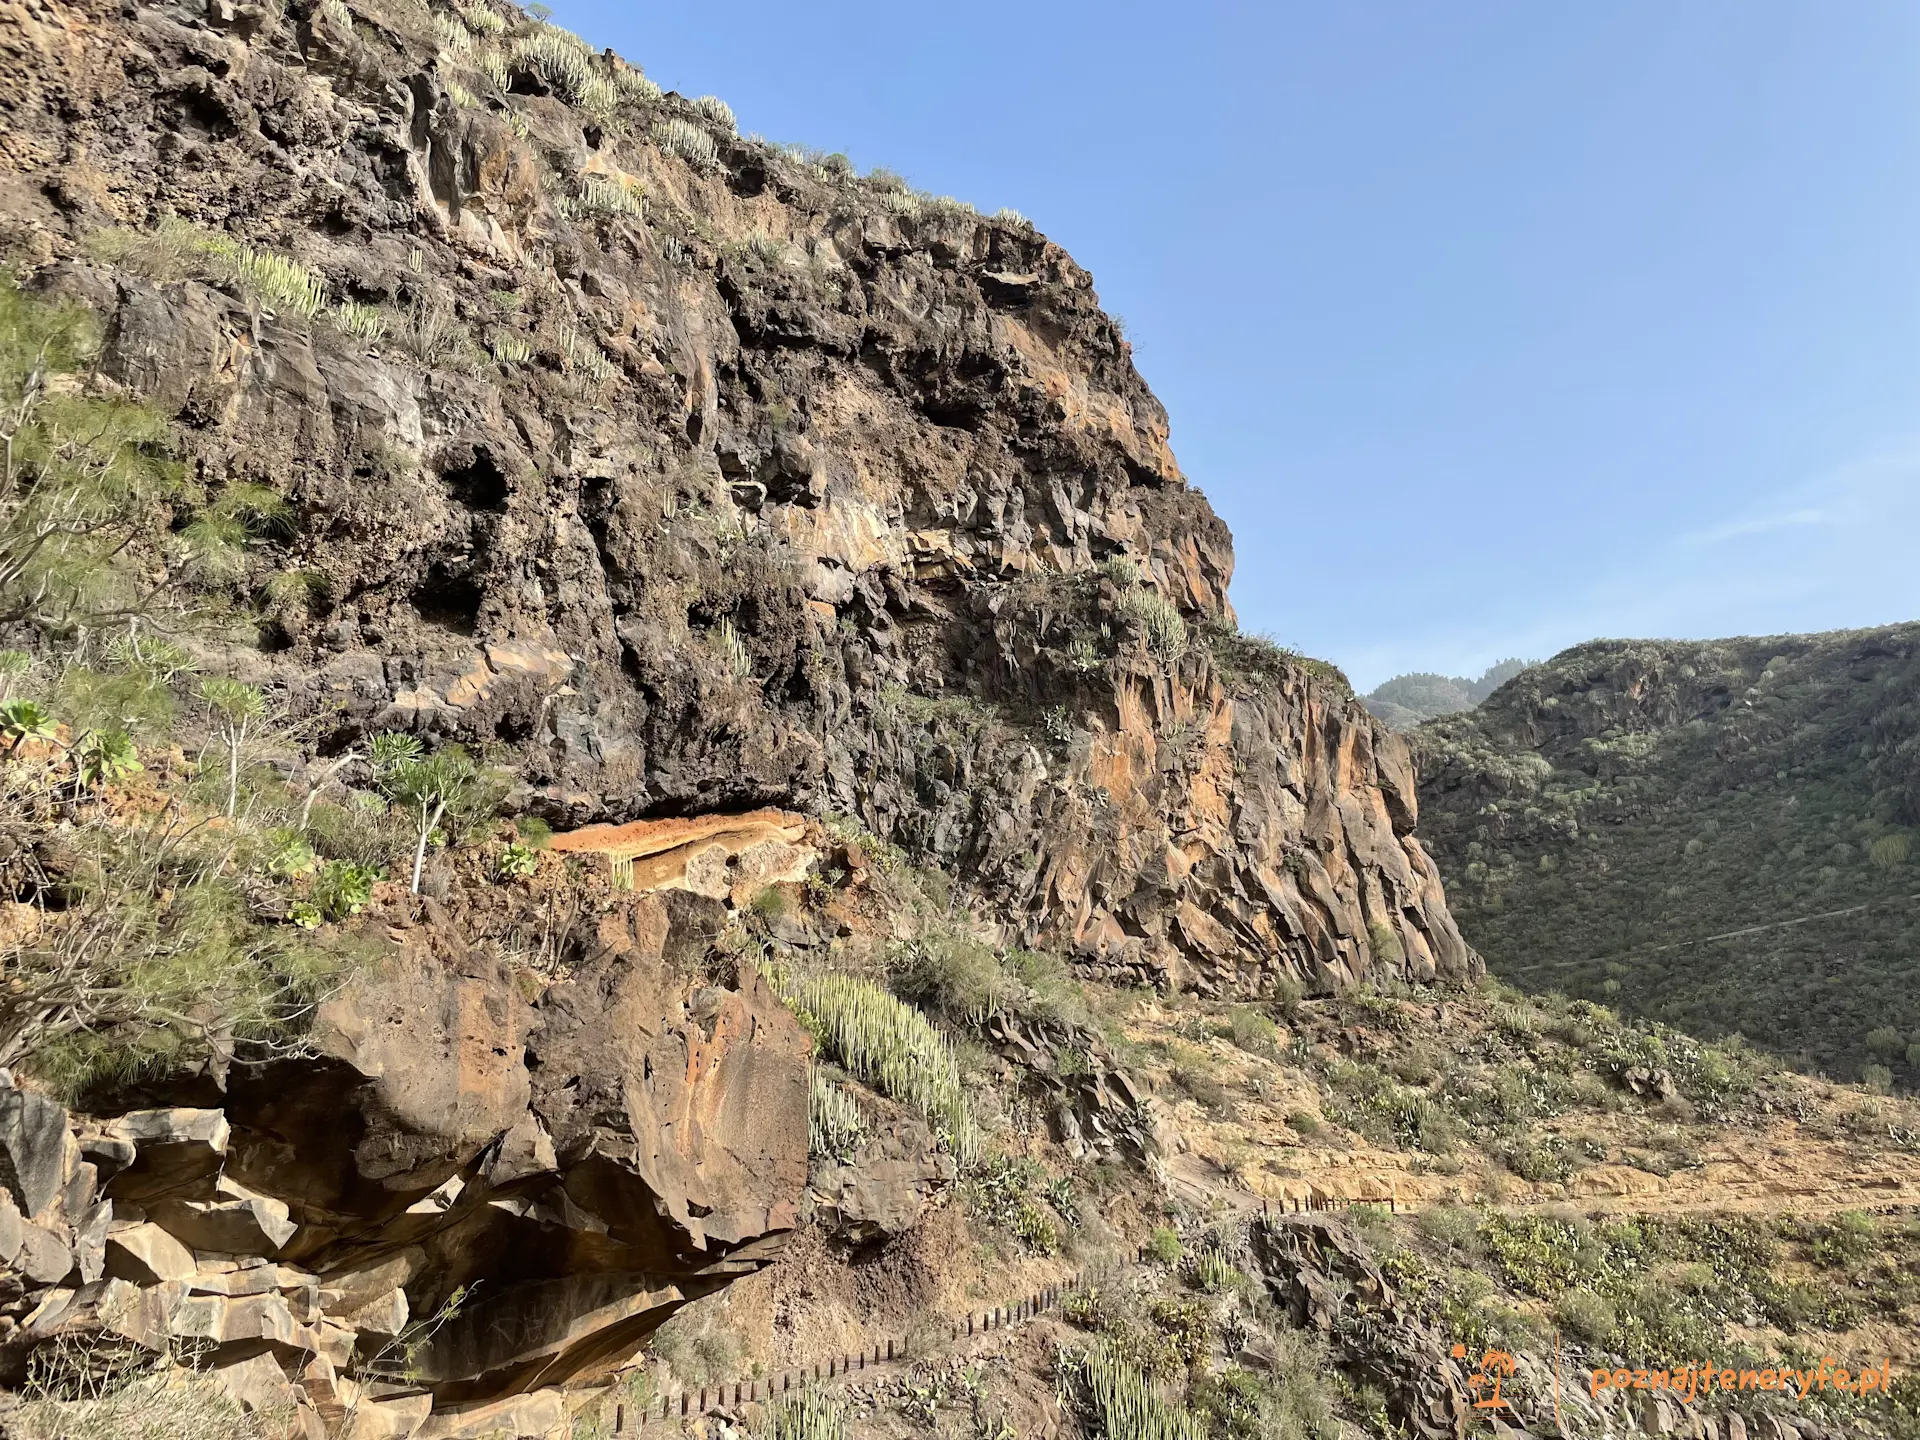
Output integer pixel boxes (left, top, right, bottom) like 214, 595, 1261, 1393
0, 0, 1474, 995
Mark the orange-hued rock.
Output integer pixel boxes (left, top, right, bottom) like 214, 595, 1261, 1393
547, 810, 815, 904
547, 808, 805, 859
0, 893, 811, 1415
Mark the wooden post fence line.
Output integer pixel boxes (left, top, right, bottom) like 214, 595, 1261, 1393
612, 1198, 1404, 1431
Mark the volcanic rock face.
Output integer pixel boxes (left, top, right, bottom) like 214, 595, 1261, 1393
0, 890, 809, 1431
0, 0, 1473, 995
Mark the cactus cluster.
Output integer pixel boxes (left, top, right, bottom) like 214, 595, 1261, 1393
1059, 1345, 1206, 1440
1115, 589, 1189, 662
769, 1390, 844, 1440
774, 969, 979, 1164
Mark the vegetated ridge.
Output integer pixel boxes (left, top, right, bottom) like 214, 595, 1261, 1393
1363, 658, 1535, 731
1413, 624, 1920, 1085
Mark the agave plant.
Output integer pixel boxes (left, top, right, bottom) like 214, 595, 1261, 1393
0, 698, 56, 754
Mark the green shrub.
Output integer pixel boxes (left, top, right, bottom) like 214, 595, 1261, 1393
3, 818, 364, 1094
892, 928, 1008, 1026
10, 1368, 283, 1440
74, 729, 140, 787
1416, 1204, 1483, 1255
1284, 1109, 1322, 1137
497, 840, 539, 879
371, 734, 505, 894
1553, 1288, 1617, 1345
1869, 833, 1910, 870
1170, 1065, 1231, 1116
1191, 1339, 1342, 1440
262, 828, 317, 879
1227, 1005, 1278, 1054
769, 968, 979, 1163
0, 277, 219, 630
966, 1154, 1061, 1253
1146, 1226, 1182, 1265
313, 859, 378, 920
1866, 1026, 1906, 1061
1809, 1210, 1877, 1268
0, 698, 56, 752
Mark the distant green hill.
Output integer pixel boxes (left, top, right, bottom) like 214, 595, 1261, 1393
1364, 658, 1535, 729
1411, 624, 1920, 1085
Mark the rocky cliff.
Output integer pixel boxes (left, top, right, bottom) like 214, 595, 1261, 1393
0, 871, 812, 1434
0, 0, 1474, 999
0, 0, 1491, 1434
1413, 624, 1920, 1080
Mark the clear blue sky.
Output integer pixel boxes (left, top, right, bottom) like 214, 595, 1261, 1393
548, 0, 1920, 691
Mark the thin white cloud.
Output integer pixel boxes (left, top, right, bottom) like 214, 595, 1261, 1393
1339, 443, 1920, 691
1692, 507, 1826, 544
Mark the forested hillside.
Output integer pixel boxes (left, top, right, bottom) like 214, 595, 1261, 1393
1414, 625, 1920, 1084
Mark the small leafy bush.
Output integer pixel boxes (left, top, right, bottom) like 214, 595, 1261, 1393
1227, 1005, 1278, 1054
1146, 1226, 1182, 1266
497, 840, 539, 879
1553, 1287, 1617, 1345
1415, 1204, 1483, 1255
2, 819, 364, 1093
314, 859, 377, 920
